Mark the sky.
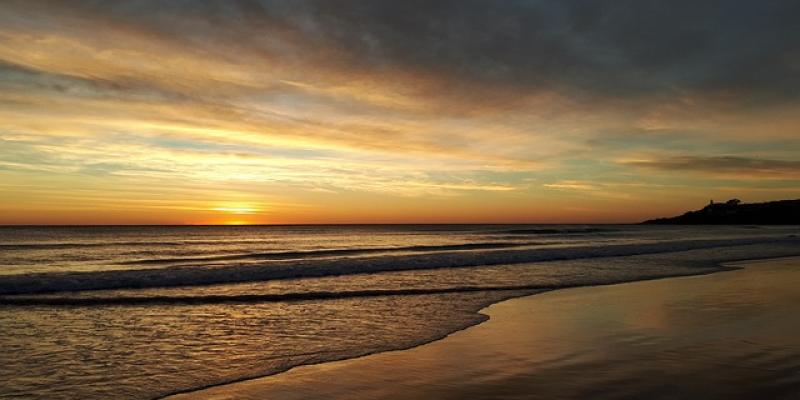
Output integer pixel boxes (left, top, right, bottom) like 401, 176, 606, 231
0, 0, 799, 224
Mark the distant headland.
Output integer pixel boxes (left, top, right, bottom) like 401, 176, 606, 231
643, 199, 800, 225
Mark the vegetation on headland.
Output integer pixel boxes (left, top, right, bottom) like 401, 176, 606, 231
643, 199, 800, 225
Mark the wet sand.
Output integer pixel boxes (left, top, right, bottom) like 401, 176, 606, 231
168, 257, 800, 400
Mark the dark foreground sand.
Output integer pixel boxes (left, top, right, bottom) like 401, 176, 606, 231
168, 257, 800, 400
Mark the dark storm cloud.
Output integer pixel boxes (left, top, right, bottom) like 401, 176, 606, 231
8, 0, 800, 103
627, 156, 800, 177
299, 0, 800, 100
0, 62, 186, 102
238, 0, 800, 99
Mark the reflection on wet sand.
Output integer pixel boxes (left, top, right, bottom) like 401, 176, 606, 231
169, 257, 800, 400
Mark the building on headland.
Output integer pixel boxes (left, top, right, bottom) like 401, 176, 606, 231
705, 198, 741, 211
643, 198, 800, 225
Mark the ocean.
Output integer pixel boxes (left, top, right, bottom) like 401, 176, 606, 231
1, 225, 799, 399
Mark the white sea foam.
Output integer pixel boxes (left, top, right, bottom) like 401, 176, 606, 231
0, 234, 797, 295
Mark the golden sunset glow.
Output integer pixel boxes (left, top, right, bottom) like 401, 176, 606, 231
212, 205, 260, 215
223, 220, 251, 226
0, 1, 798, 225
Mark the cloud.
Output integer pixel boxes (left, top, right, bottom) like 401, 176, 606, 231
543, 181, 600, 191
0, 133, 523, 199
1, 1, 800, 222
625, 156, 800, 178
3, 1, 800, 107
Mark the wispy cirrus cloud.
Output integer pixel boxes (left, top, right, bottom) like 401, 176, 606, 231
625, 156, 800, 179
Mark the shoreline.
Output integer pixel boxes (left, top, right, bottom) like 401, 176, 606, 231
162, 254, 800, 400
153, 289, 534, 400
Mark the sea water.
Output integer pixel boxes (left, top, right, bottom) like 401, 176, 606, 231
0, 225, 798, 399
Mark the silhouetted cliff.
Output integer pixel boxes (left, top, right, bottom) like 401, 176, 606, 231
643, 199, 800, 225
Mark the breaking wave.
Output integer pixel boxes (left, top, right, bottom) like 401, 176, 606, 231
1, 236, 796, 295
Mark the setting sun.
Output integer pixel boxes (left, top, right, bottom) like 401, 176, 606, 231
223, 220, 250, 226
212, 205, 259, 215
209, 203, 264, 225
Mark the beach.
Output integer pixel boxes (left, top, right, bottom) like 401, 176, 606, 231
168, 256, 800, 400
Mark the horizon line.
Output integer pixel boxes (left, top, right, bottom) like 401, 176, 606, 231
0, 222, 643, 227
